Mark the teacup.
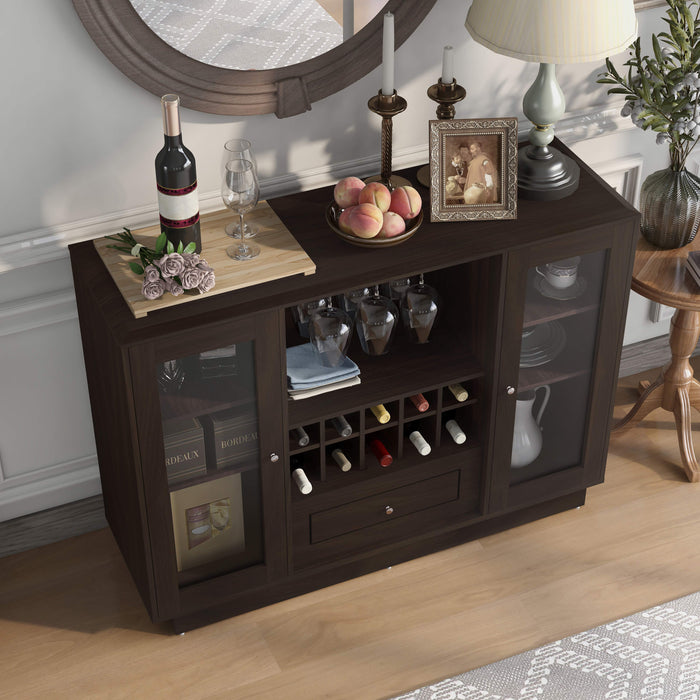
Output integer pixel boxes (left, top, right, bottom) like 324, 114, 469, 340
536, 256, 580, 289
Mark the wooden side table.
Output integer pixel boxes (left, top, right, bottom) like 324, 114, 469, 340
614, 235, 700, 482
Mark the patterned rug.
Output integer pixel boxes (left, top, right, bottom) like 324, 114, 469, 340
392, 592, 700, 700
131, 0, 342, 70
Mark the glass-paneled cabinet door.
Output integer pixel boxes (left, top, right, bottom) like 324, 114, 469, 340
490, 232, 630, 512
130, 311, 286, 621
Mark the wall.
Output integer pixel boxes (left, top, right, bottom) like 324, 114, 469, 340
0, 0, 669, 520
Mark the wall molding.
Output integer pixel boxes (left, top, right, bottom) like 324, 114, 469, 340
0, 103, 632, 274
0, 287, 78, 337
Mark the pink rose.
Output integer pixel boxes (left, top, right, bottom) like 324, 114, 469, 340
155, 253, 185, 278
164, 278, 184, 297
180, 267, 202, 290
143, 264, 160, 283
182, 253, 201, 266
198, 270, 216, 293
142, 278, 165, 300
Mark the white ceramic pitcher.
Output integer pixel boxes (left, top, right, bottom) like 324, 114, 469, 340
510, 385, 551, 468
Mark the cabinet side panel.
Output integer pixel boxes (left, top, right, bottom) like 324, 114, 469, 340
69, 246, 156, 617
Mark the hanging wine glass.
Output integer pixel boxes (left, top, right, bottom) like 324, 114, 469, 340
381, 277, 413, 305
308, 298, 353, 367
355, 286, 399, 356
401, 273, 440, 344
292, 298, 328, 338
222, 139, 257, 238
342, 286, 371, 320
222, 159, 261, 261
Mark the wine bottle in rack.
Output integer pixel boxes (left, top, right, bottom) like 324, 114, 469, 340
294, 426, 310, 448
370, 404, 391, 424
155, 94, 201, 252
370, 438, 393, 467
447, 383, 469, 402
408, 430, 431, 456
445, 419, 466, 444
291, 456, 312, 494
331, 448, 352, 472
331, 415, 352, 437
408, 393, 429, 412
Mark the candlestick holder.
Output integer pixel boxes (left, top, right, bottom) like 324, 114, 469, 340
366, 90, 411, 189
417, 78, 467, 187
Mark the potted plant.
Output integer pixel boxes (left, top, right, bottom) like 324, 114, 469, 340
598, 0, 700, 248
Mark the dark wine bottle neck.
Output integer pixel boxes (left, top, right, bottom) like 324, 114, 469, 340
164, 134, 183, 148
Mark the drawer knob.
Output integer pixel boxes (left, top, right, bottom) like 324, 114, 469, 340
385, 505, 394, 515
506, 386, 516, 396
270, 452, 280, 463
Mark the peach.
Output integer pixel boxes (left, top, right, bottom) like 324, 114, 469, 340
378, 211, 406, 238
358, 182, 391, 212
334, 176, 365, 209
389, 185, 422, 220
346, 203, 383, 238
338, 206, 356, 234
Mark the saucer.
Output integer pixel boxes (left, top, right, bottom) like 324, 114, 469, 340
534, 275, 587, 301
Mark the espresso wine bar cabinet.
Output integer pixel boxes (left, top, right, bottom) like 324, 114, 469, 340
70, 150, 638, 632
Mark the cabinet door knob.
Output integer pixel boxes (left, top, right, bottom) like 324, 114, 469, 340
270, 453, 279, 462
506, 386, 516, 395
385, 505, 394, 515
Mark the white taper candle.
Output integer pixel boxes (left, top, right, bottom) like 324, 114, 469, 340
381, 12, 395, 96
441, 45, 454, 84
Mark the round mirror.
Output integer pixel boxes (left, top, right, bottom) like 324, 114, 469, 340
72, 0, 437, 118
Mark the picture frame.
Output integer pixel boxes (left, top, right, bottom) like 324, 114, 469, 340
170, 472, 246, 572
429, 117, 518, 222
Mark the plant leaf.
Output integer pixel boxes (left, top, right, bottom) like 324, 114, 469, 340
183, 242, 196, 254
177, 241, 184, 253
167, 240, 175, 254
155, 233, 167, 253
129, 262, 144, 275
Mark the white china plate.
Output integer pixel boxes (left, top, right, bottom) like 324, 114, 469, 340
519, 320, 567, 368
534, 275, 587, 301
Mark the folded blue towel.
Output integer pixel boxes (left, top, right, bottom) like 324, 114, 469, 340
286, 343, 359, 389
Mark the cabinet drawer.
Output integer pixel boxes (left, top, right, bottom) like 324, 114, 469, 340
311, 471, 460, 544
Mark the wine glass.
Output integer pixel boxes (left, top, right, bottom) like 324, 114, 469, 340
308, 298, 353, 367
355, 286, 399, 356
222, 139, 257, 238
401, 273, 440, 344
222, 159, 261, 261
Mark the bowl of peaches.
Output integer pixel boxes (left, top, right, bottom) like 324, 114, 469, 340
326, 177, 423, 247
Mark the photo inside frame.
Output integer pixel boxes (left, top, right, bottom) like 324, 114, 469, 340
443, 133, 503, 208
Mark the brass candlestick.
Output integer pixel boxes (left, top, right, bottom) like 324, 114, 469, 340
417, 78, 467, 187
366, 90, 411, 189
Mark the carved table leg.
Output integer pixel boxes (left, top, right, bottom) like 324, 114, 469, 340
615, 309, 700, 481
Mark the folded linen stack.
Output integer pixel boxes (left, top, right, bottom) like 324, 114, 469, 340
286, 343, 360, 400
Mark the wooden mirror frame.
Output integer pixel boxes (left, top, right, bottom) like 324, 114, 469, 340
72, 0, 438, 118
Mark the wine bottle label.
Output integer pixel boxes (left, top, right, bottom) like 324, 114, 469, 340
157, 183, 200, 228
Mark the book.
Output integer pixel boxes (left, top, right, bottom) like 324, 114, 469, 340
162, 416, 207, 484
200, 404, 259, 472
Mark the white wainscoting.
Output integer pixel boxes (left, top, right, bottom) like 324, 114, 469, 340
0, 104, 651, 521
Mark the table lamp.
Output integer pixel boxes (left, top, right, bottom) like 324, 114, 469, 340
465, 0, 637, 200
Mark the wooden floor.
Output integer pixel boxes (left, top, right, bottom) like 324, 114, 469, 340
3, 365, 700, 699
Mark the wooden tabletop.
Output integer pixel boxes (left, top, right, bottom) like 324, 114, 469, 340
632, 234, 700, 311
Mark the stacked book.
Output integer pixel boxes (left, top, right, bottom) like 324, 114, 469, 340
163, 416, 208, 485
687, 251, 700, 287
286, 343, 360, 400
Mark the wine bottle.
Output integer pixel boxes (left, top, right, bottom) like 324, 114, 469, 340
446, 419, 466, 444
408, 430, 431, 456
370, 438, 393, 467
155, 94, 201, 252
331, 415, 352, 437
291, 457, 312, 494
294, 426, 310, 448
408, 393, 429, 412
447, 383, 469, 402
370, 404, 391, 424
331, 448, 352, 472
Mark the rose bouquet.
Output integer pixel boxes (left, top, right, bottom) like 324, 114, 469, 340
104, 228, 215, 300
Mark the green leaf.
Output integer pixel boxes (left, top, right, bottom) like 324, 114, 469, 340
653, 34, 664, 64
155, 232, 167, 253
129, 262, 144, 275
183, 242, 196, 254
177, 241, 184, 253
167, 240, 175, 254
